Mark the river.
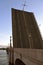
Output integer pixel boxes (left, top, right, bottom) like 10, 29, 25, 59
0, 50, 9, 65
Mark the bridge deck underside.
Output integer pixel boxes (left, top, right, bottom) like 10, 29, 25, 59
12, 8, 42, 48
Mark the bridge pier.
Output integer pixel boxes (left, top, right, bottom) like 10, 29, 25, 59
9, 47, 14, 65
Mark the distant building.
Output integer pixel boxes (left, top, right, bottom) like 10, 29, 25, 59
12, 8, 42, 49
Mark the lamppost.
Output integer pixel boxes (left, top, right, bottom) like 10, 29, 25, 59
9, 36, 12, 65
9, 36, 14, 65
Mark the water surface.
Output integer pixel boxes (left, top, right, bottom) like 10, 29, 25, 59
0, 50, 9, 65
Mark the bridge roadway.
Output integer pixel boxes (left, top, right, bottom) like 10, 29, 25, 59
12, 9, 42, 48
12, 10, 30, 48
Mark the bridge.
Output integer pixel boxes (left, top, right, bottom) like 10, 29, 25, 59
9, 8, 43, 65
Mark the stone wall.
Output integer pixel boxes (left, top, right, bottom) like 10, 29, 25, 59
14, 48, 43, 65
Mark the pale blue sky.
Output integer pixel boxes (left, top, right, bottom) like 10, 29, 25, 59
0, 0, 43, 46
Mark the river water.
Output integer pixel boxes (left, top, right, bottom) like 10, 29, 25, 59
0, 50, 9, 65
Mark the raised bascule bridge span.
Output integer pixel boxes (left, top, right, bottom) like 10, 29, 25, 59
8, 8, 43, 65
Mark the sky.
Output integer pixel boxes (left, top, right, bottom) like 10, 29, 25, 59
0, 0, 43, 46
